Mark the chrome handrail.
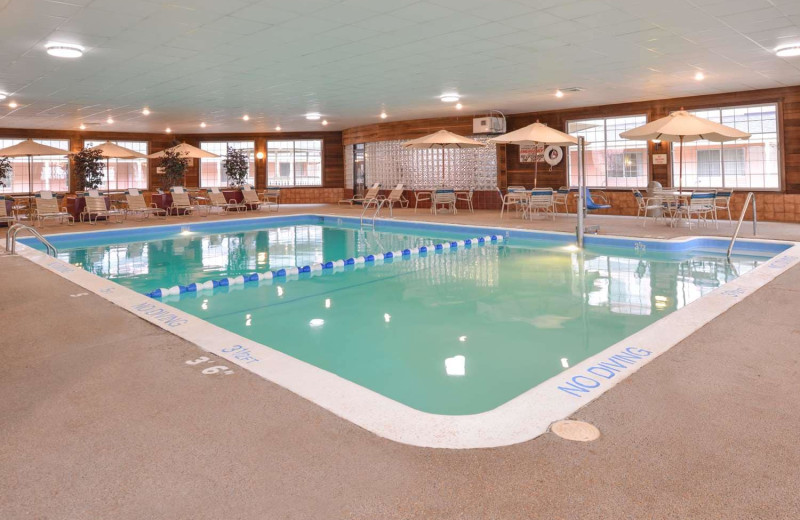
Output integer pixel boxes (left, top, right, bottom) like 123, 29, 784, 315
727, 192, 757, 260
5, 223, 59, 257
360, 199, 386, 228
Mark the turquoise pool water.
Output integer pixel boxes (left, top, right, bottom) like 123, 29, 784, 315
46, 217, 775, 415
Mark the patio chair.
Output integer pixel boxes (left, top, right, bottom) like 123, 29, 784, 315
339, 183, 380, 205
0, 196, 18, 226
432, 189, 457, 214
714, 190, 734, 226
525, 189, 555, 220
585, 189, 611, 213
414, 190, 432, 213
456, 188, 474, 213
260, 187, 281, 212
209, 187, 246, 213
125, 189, 167, 221
553, 187, 570, 214
633, 190, 664, 227
673, 192, 715, 228
382, 184, 406, 217
241, 188, 264, 210
498, 187, 528, 219
170, 188, 209, 217
34, 193, 74, 227
84, 195, 123, 224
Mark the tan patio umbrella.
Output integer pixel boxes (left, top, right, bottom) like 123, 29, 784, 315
147, 142, 220, 159
619, 110, 750, 193
0, 139, 68, 198
402, 130, 485, 184
489, 122, 578, 187
86, 141, 148, 187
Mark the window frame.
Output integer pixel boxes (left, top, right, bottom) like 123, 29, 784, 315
565, 113, 650, 189
669, 102, 782, 191
83, 139, 150, 191
0, 137, 71, 194
266, 139, 324, 188
198, 141, 256, 188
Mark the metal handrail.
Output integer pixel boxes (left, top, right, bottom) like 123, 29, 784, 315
360, 199, 386, 228
5, 223, 59, 257
726, 192, 757, 260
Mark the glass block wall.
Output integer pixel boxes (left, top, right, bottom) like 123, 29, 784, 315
346, 136, 498, 190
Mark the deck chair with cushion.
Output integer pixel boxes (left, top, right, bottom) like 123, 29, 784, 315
126, 189, 167, 220
170, 187, 209, 217
209, 187, 246, 213
34, 191, 73, 227
84, 195, 123, 224
339, 183, 380, 206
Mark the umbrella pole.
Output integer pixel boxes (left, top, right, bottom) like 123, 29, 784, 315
679, 135, 684, 194
534, 145, 539, 188
28, 155, 33, 220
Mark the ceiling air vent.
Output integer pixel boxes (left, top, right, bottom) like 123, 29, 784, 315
560, 87, 584, 93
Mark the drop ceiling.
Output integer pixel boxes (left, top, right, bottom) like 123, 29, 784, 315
1, 0, 799, 133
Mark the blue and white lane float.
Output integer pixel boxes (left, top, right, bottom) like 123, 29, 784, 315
146, 234, 504, 299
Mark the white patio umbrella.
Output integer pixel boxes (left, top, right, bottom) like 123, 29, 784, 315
402, 130, 485, 185
147, 142, 219, 159
489, 121, 578, 187
0, 139, 68, 198
619, 110, 750, 193
85, 141, 148, 187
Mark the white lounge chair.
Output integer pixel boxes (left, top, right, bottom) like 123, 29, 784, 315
84, 195, 123, 224
209, 187, 246, 213
241, 188, 263, 209
382, 184, 406, 217
34, 193, 73, 227
339, 183, 380, 206
126, 189, 167, 220
170, 187, 209, 217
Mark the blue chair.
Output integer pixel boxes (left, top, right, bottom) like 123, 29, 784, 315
585, 188, 611, 212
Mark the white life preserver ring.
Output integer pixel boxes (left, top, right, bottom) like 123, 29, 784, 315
544, 145, 563, 166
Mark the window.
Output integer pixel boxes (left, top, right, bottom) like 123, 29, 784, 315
267, 140, 322, 187
199, 141, 255, 187
0, 138, 70, 193
567, 115, 649, 188
84, 140, 149, 191
672, 104, 780, 189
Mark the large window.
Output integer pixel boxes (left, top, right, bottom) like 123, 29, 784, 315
0, 138, 70, 193
199, 141, 255, 187
567, 115, 649, 188
84, 140, 149, 191
267, 140, 322, 187
672, 104, 780, 189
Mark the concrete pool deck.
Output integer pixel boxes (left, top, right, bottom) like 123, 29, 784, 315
2, 205, 800, 518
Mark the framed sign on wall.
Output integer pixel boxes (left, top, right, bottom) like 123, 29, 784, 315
519, 144, 544, 163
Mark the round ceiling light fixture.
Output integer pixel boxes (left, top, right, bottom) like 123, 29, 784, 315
242, 114, 250, 121
142, 107, 150, 116
79, 123, 86, 130
380, 111, 388, 119
106, 116, 114, 124
321, 119, 329, 126
694, 71, 705, 81
455, 103, 463, 110
8, 101, 17, 108
555, 89, 565, 98
45, 42, 84, 58
305, 112, 321, 121
275, 125, 281, 131
440, 93, 460, 103
0, 92, 7, 100
165, 127, 172, 133
775, 44, 800, 57
200, 122, 207, 128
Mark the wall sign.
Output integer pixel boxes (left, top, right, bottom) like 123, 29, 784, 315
652, 153, 668, 165
519, 144, 544, 163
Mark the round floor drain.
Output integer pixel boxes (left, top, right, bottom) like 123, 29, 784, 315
550, 420, 600, 442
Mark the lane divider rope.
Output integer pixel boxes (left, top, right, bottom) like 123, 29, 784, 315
146, 234, 504, 299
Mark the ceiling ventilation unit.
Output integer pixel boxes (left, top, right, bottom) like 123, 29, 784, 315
473, 110, 506, 134
560, 87, 584, 93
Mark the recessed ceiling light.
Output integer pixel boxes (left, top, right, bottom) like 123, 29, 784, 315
775, 44, 800, 57
694, 71, 705, 81
45, 42, 84, 58
0, 92, 6, 100
306, 112, 321, 120
555, 89, 565, 98
8, 101, 17, 108
440, 93, 460, 103
142, 107, 150, 116
455, 103, 463, 110
106, 116, 114, 124
321, 119, 328, 126
165, 127, 172, 133
275, 125, 281, 131
79, 123, 86, 130
200, 122, 207, 128
380, 111, 388, 119
242, 114, 250, 121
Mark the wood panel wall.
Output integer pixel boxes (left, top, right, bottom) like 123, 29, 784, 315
0, 128, 344, 192
342, 85, 800, 195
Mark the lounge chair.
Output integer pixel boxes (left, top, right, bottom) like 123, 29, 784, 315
170, 187, 209, 217
524, 188, 555, 220
339, 183, 380, 206
126, 189, 167, 220
241, 187, 263, 210
84, 195, 123, 224
432, 189, 456, 214
382, 184, 406, 217
34, 192, 73, 227
0, 196, 17, 226
209, 187, 246, 213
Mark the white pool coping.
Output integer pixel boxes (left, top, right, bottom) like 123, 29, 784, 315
10, 217, 800, 449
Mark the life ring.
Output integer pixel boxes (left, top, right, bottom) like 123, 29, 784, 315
544, 145, 563, 166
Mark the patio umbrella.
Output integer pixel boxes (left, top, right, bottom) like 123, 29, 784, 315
402, 130, 485, 185
489, 122, 578, 187
0, 139, 68, 198
147, 142, 219, 159
619, 110, 750, 193
86, 141, 148, 188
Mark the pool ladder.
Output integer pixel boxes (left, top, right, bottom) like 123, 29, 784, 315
360, 199, 388, 228
726, 192, 757, 260
5, 223, 59, 257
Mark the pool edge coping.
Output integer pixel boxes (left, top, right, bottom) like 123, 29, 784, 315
10, 214, 800, 449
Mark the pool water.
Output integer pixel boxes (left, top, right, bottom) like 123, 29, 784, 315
48, 219, 771, 415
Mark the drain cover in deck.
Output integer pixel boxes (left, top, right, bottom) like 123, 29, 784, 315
550, 420, 600, 442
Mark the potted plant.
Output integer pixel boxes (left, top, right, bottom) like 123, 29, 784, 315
0, 156, 11, 188
224, 147, 249, 187
73, 148, 105, 191
158, 149, 188, 190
